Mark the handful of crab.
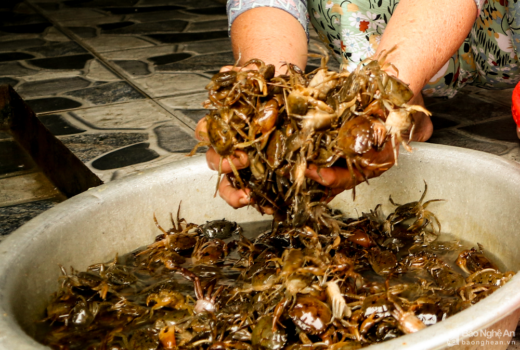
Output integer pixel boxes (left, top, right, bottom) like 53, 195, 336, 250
190, 51, 431, 226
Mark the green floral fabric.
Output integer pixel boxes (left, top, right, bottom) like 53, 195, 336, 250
308, 0, 520, 97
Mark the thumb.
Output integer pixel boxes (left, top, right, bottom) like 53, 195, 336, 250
220, 65, 234, 72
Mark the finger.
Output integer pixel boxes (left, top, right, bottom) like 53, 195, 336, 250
218, 176, 275, 214
255, 204, 275, 215
305, 164, 363, 190
206, 149, 250, 173
195, 117, 208, 142
218, 176, 251, 209
220, 65, 234, 72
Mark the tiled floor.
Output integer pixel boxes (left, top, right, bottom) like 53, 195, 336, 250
0, 3, 518, 231
1, 0, 520, 347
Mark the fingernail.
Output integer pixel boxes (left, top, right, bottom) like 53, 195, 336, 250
237, 153, 249, 167
238, 197, 250, 206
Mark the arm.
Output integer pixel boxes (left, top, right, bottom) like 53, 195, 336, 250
196, 7, 308, 211
378, 0, 476, 98
230, 7, 308, 73
376, 0, 477, 141
305, 0, 477, 189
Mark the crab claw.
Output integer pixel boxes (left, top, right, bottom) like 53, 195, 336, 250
326, 280, 351, 320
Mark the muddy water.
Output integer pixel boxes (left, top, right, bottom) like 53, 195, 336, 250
36, 216, 510, 349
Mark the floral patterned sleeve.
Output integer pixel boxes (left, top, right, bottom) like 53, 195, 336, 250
226, 0, 309, 38
474, 0, 486, 16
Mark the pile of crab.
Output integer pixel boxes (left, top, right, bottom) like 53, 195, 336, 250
40, 184, 515, 350
190, 50, 431, 229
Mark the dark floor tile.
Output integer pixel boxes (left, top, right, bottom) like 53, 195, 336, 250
458, 117, 519, 143
169, 0, 224, 8
27, 41, 87, 58
0, 52, 34, 62
91, 142, 159, 170
60, 133, 148, 162
0, 22, 52, 34
148, 30, 228, 44
0, 38, 45, 52
154, 123, 198, 152
26, 97, 82, 113
102, 5, 184, 15
33, 3, 60, 11
68, 26, 97, 38
423, 95, 448, 107
0, 140, 35, 175
101, 20, 188, 34
427, 94, 511, 123
38, 114, 86, 136
0, 77, 18, 87
17, 77, 91, 97
137, 0, 219, 5
27, 53, 94, 70
0, 131, 11, 140
0, 61, 37, 76
65, 81, 145, 105
184, 7, 226, 15
0, 199, 58, 236
98, 21, 134, 31
184, 38, 231, 54
180, 109, 207, 123
431, 115, 459, 130
149, 52, 191, 65
113, 60, 150, 75
156, 51, 234, 72
187, 19, 227, 32
0, 0, 24, 11
427, 129, 509, 155
0, 12, 47, 27
63, 0, 139, 7
126, 10, 195, 22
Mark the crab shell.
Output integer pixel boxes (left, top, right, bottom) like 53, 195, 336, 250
289, 295, 332, 335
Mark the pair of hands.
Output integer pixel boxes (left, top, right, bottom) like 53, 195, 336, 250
196, 72, 433, 212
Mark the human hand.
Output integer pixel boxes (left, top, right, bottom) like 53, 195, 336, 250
195, 111, 276, 214
408, 93, 433, 142
305, 140, 397, 200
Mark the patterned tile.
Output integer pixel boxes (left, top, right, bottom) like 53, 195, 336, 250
183, 38, 231, 54
83, 35, 156, 52
177, 109, 207, 123
38, 113, 86, 135
112, 59, 151, 75
0, 171, 62, 207
133, 72, 209, 97
428, 129, 511, 155
154, 121, 200, 153
101, 46, 178, 60
26, 96, 82, 113
17, 76, 91, 98
458, 117, 519, 143
155, 51, 234, 72
64, 81, 145, 106
69, 100, 173, 129
428, 94, 511, 124
0, 199, 59, 237
91, 142, 160, 170
60, 132, 149, 163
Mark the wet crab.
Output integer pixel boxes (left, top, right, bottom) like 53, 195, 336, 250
171, 266, 225, 314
